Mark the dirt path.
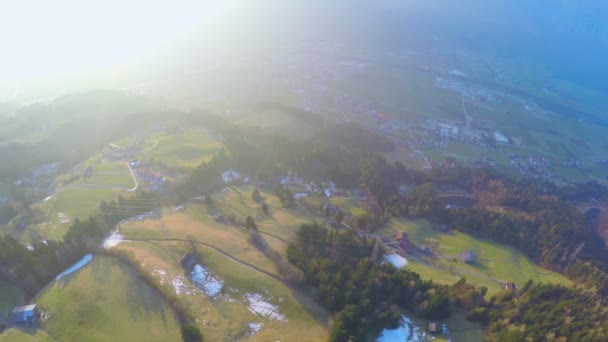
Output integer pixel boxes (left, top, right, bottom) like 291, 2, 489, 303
123, 237, 294, 288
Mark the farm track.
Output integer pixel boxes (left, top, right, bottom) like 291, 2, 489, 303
123, 237, 296, 289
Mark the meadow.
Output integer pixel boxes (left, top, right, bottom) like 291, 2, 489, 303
140, 132, 223, 169
34, 255, 181, 342
0, 328, 54, 341
380, 218, 572, 295
30, 188, 127, 242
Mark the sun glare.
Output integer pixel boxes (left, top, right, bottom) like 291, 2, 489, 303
0, 0, 219, 82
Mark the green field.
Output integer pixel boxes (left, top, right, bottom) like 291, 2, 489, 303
381, 218, 572, 295
83, 173, 134, 188
35, 255, 181, 342
30, 188, 127, 241
0, 328, 54, 341
141, 132, 223, 169
0, 281, 24, 318
329, 196, 367, 216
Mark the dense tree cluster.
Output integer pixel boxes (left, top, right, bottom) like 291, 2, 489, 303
275, 184, 294, 208
469, 281, 608, 341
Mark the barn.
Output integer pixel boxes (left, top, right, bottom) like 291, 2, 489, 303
11, 304, 37, 324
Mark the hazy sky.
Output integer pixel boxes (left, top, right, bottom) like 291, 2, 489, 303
1, 1, 606, 102
0, 0, 226, 82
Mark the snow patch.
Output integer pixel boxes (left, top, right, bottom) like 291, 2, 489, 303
248, 322, 262, 336
244, 293, 287, 322
383, 253, 408, 268
102, 230, 125, 249
191, 264, 223, 298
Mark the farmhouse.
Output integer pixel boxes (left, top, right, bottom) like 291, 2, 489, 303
11, 304, 37, 325
459, 251, 476, 264
395, 233, 411, 252
503, 282, 516, 290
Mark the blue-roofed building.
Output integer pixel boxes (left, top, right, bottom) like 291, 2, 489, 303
11, 304, 37, 324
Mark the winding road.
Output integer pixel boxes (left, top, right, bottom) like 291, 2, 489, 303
54, 162, 138, 193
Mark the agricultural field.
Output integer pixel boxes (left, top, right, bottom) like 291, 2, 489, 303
139, 131, 223, 169
380, 218, 572, 296
28, 188, 127, 242
34, 255, 181, 342
112, 241, 329, 341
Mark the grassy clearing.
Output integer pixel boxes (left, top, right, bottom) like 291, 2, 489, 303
35, 255, 181, 342
381, 218, 572, 295
0, 281, 24, 317
84, 173, 134, 188
141, 132, 223, 169
330, 196, 366, 216
114, 240, 329, 341
30, 188, 127, 241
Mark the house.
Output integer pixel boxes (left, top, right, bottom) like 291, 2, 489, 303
395, 232, 408, 241
459, 251, 476, 264
353, 188, 367, 201
503, 282, 516, 290
321, 202, 340, 217
11, 305, 37, 325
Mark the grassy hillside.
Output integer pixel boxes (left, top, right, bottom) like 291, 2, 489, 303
28, 188, 127, 242
34, 255, 181, 342
380, 218, 572, 295
113, 241, 329, 341
0, 328, 54, 341
140, 132, 223, 169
